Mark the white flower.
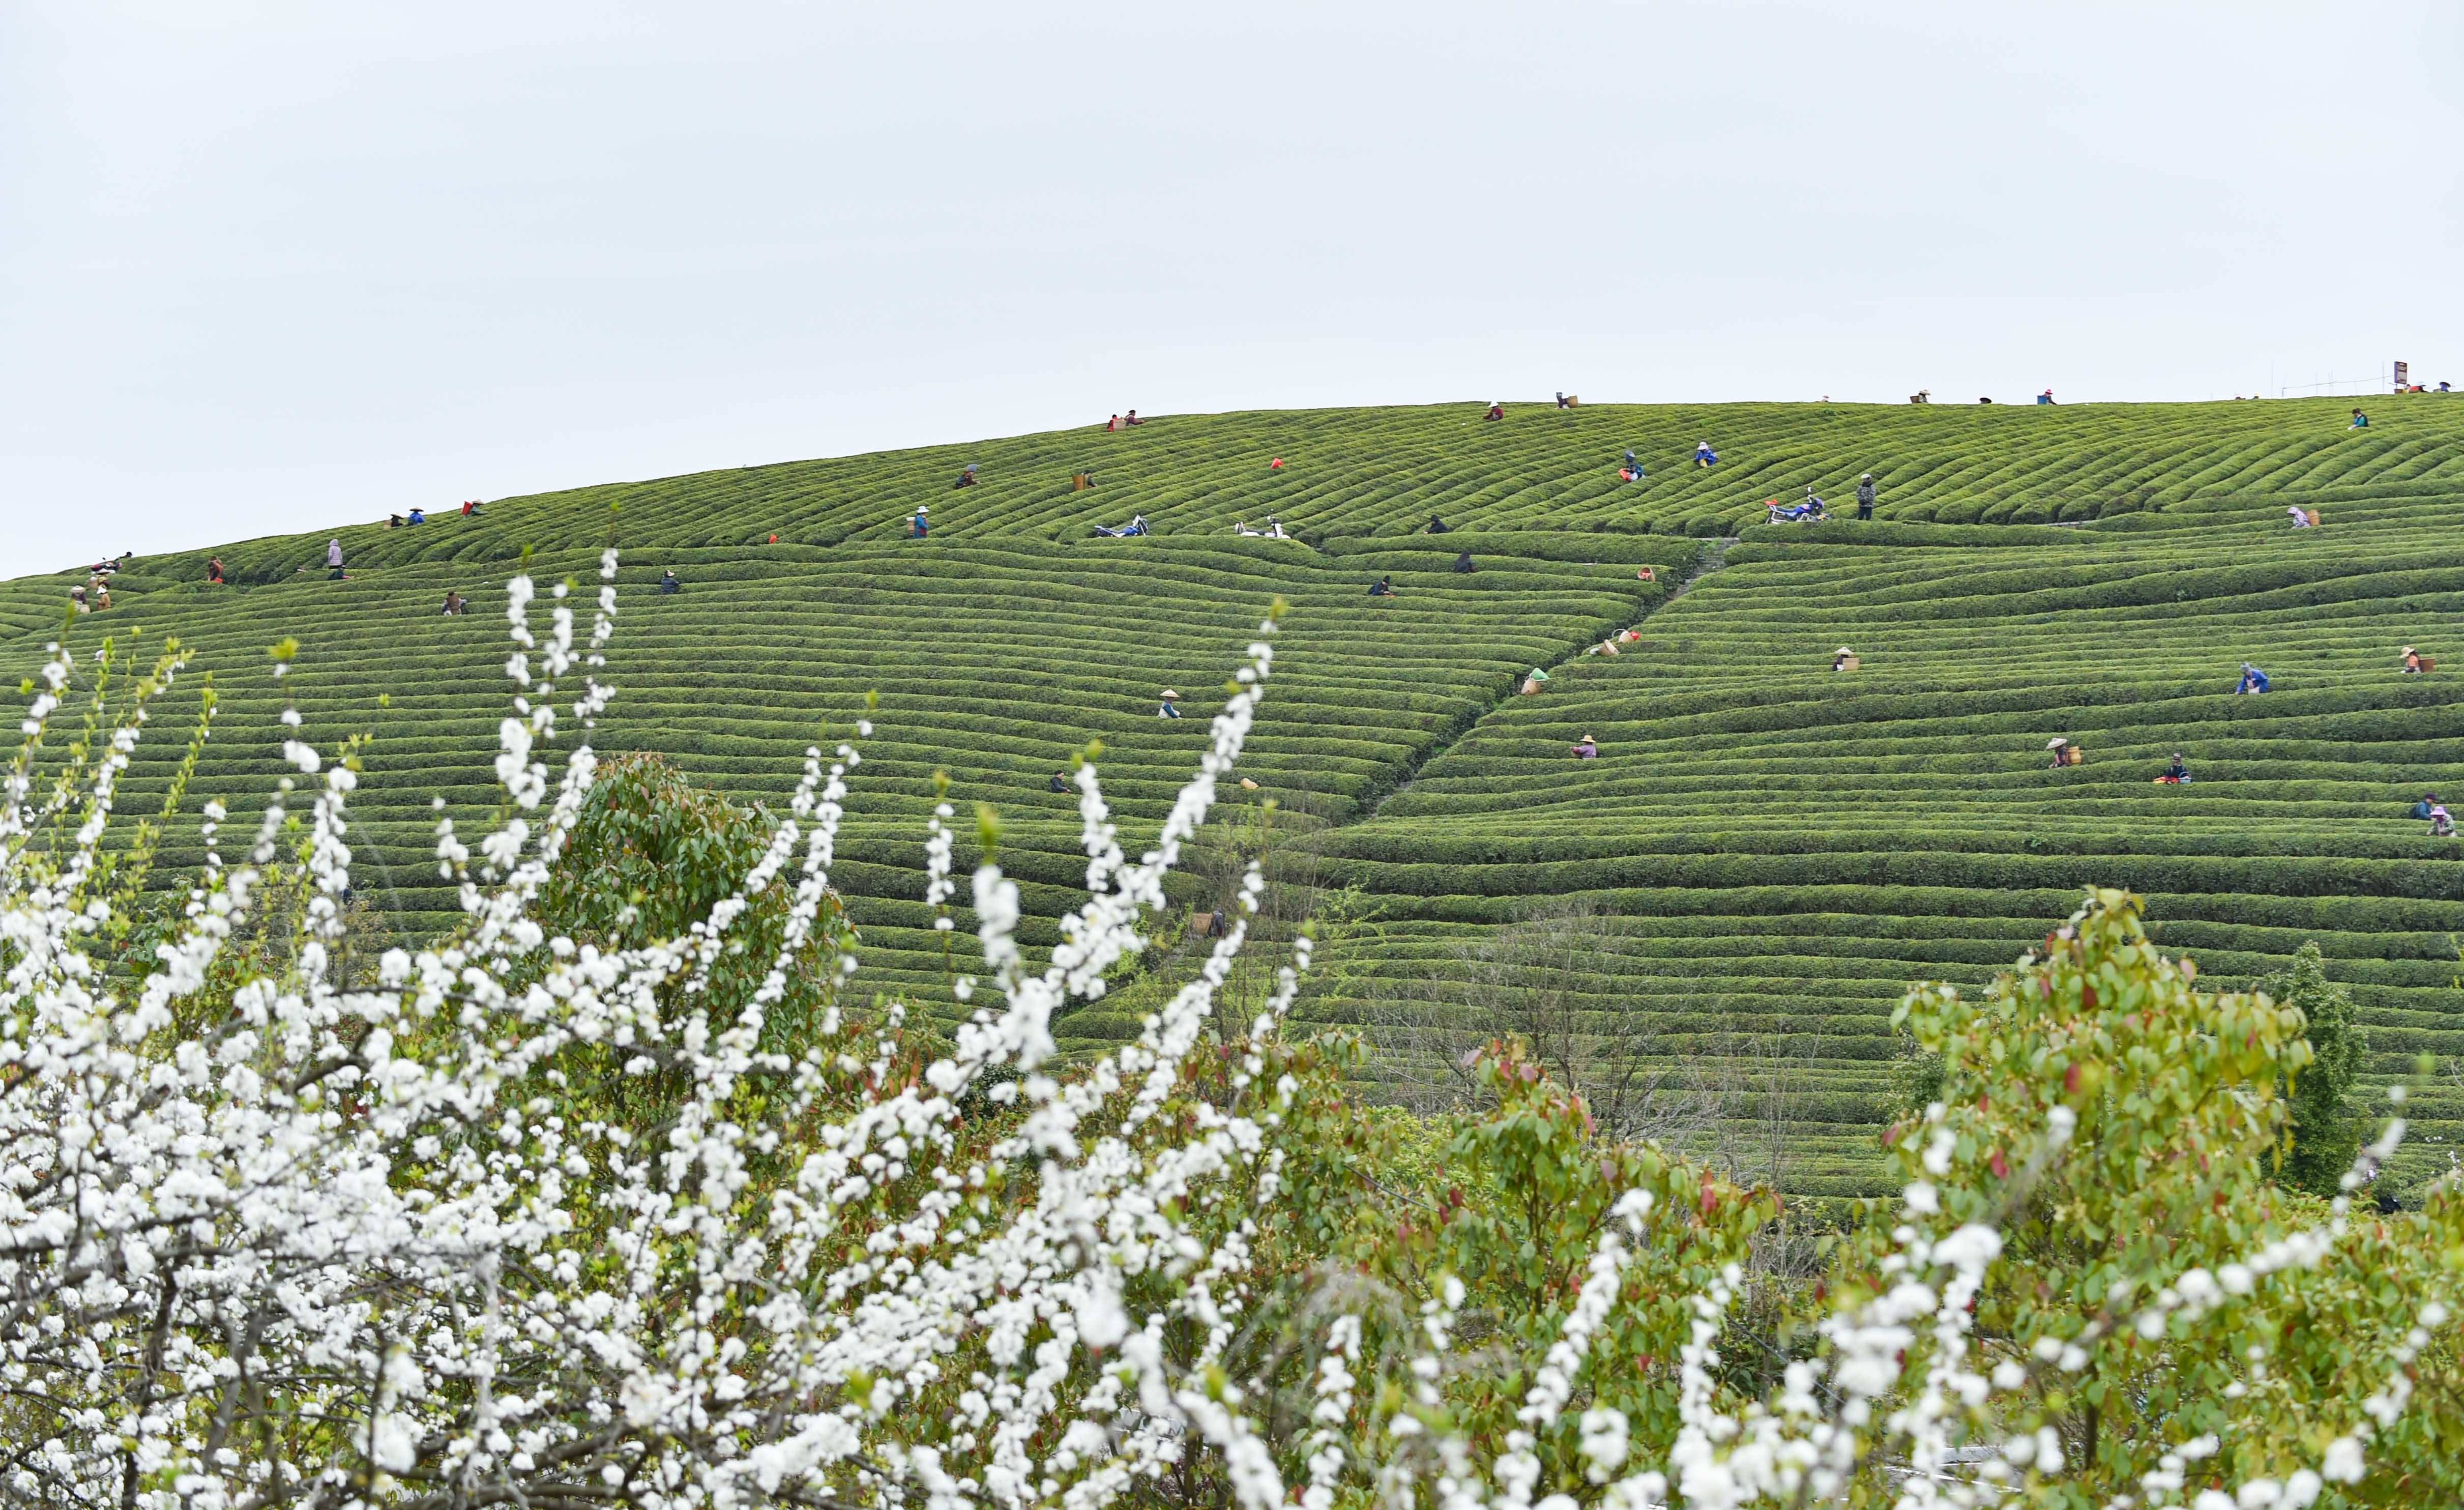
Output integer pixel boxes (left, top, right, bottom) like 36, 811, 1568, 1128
2320, 1437, 2365, 1483
1933, 1223, 2002, 1269
369, 1413, 418, 1472
1579, 1407, 1629, 1480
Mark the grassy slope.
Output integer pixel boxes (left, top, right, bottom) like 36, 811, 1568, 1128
8, 396, 2461, 1195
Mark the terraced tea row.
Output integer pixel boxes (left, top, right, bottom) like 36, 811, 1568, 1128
1307, 509, 2464, 1193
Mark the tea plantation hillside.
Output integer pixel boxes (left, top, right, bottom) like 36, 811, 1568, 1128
89, 396, 2464, 584
10, 395, 2463, 1197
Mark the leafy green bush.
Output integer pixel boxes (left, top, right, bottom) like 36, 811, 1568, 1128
2264, 941, 2371, 1196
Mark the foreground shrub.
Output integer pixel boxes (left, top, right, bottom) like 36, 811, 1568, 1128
2264, 942, 2369, 1197
0, 558, 2454, 1508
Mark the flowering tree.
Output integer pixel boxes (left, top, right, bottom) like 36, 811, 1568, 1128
0, 558, 2455, 1509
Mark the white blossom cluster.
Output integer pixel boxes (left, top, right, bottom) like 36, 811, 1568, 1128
0, 557, 1345, 1509
1647, 1089, 2448, 1510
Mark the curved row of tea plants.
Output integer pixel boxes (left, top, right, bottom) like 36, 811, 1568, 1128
1306, 503, 2464, 1193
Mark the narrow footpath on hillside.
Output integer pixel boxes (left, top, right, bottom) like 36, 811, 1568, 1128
1362, 535, 1738, 817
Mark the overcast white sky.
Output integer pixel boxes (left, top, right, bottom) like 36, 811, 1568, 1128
3, 2, 2458, 576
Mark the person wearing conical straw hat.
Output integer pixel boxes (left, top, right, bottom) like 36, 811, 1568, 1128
2402, 646, 2426, 674
1157, 688, 1183, 719
1570, 732, 1599, 759
1832, 646, 1857, 672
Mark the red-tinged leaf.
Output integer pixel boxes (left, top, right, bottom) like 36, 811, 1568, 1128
1990, 1148, 2011, 1180
2065, 1063, 2083, 1095
2082, 983, 2097, 1011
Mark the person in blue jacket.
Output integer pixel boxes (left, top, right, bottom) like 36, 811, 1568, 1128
2235, 663, 2270, 694
1693, 440, 1718, 468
